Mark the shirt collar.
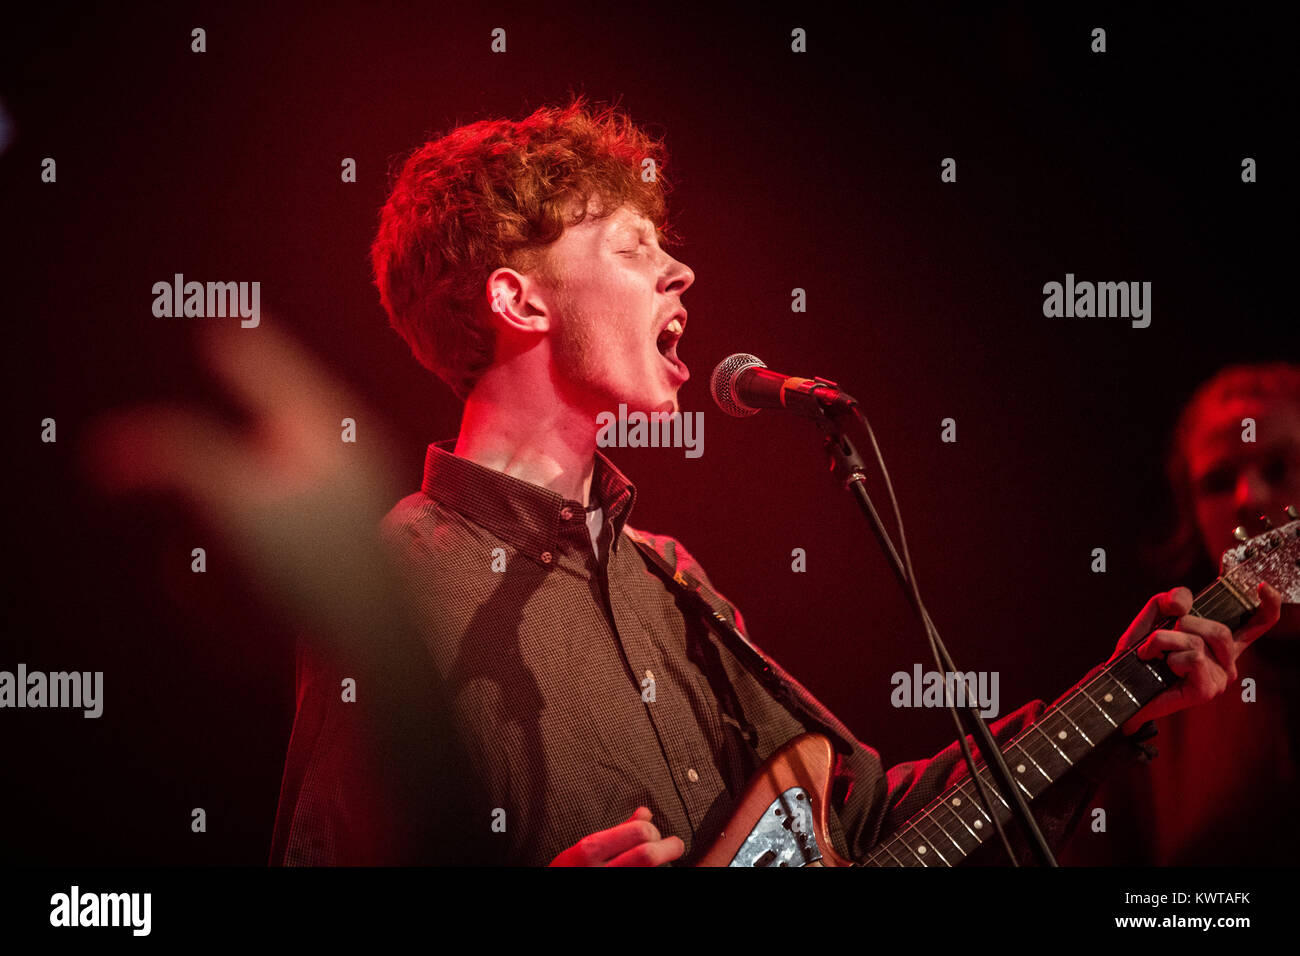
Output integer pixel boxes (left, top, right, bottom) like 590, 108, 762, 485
421, 439, 637, 569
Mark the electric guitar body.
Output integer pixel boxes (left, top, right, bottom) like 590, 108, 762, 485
696, 733, 851, 867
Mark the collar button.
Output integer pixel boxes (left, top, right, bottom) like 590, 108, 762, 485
540, 551, 554, 564
559, 507, 574, 521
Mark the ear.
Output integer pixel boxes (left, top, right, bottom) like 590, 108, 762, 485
485, 268, 551, 334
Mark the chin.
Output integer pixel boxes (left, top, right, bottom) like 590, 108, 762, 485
614, 389, 678, 417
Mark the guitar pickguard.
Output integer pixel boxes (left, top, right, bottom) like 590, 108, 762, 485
727, 786, 823, 867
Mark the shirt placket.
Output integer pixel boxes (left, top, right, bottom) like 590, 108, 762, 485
599, 546, 725, 835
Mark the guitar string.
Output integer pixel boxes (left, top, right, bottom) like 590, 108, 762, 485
879, 642, 1201, 866
880, 562, 1284, 866
872, 658, 1149, 867
872, 644, 1215, 866
864, 579, 1253, 866
861, 527, 1294, 865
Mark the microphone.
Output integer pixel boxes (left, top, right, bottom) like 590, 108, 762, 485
710, 353, 858, 418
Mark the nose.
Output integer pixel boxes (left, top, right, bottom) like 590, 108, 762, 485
662, 255, 694, 298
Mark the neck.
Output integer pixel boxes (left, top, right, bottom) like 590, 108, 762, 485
453, 375, 598, 506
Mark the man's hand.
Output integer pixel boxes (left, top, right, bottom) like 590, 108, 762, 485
1111, 583, 1283, 735
549, 807, 685, 866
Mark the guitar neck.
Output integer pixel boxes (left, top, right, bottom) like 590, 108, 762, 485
863, 576, 1258, 867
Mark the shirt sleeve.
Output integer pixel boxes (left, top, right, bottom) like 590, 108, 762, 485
269, 627, 506, 866
269, 635, 396, 866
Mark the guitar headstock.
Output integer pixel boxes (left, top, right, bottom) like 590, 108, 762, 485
1219, 507, 1300, 605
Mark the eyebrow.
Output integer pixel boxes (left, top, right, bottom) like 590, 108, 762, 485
609, 219, 654, 244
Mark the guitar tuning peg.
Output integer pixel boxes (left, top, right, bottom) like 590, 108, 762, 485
1233, 526, 1250, 542
1286, 504, 1299, 520
1259, 514, 1274, 530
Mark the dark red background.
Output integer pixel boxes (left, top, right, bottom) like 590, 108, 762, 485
1, 3, 1289, 862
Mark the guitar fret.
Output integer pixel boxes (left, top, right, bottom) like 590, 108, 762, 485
961, 771, 1018, 844
951, 807, 979, 840
1057, 701, 1094, 746
986, 775, 1011, 808
926, 806, 974, 857
896, 839, 922, 867
1109, 674, 1141, 709
914, 828, 952, 867
903, 832, 937, 867
1059, 705, 1093, 754
943, 781, 994, 846
1026, 742, 1063, 790
1077, 686, 1118, 727
1030, 721, 1073, 768
944, 791, 982, 840
925, 832, 956, 868
1126, 654, 1172, 699
947, 808, 986, 855
880, 840, 906, 866
920, 816, 961, 863
965, 783, 993, 820
900, 804, 974, 867
1009, 743, 1051, 787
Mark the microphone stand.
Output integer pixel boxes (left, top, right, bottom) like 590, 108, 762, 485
811, 397, 1057, 867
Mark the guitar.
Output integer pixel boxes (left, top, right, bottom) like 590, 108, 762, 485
697, 512, 1300, 866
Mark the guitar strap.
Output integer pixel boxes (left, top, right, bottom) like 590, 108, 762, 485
625, 528, 861, 757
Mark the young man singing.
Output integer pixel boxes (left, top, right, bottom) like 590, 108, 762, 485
271, 97, 1282, 866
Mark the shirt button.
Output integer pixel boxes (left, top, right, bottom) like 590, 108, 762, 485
560, 507, 574, 520
540, 551, 553, 564
686, 768, 700, 783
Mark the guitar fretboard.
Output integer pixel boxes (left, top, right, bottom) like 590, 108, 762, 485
863, 577, 1256, 867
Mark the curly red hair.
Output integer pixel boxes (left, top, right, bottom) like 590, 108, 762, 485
370, 95, 677, 401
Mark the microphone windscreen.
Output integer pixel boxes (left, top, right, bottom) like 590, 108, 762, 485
710, 353, 765, 418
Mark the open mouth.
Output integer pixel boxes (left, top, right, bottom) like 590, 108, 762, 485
656, 325, 688, 380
